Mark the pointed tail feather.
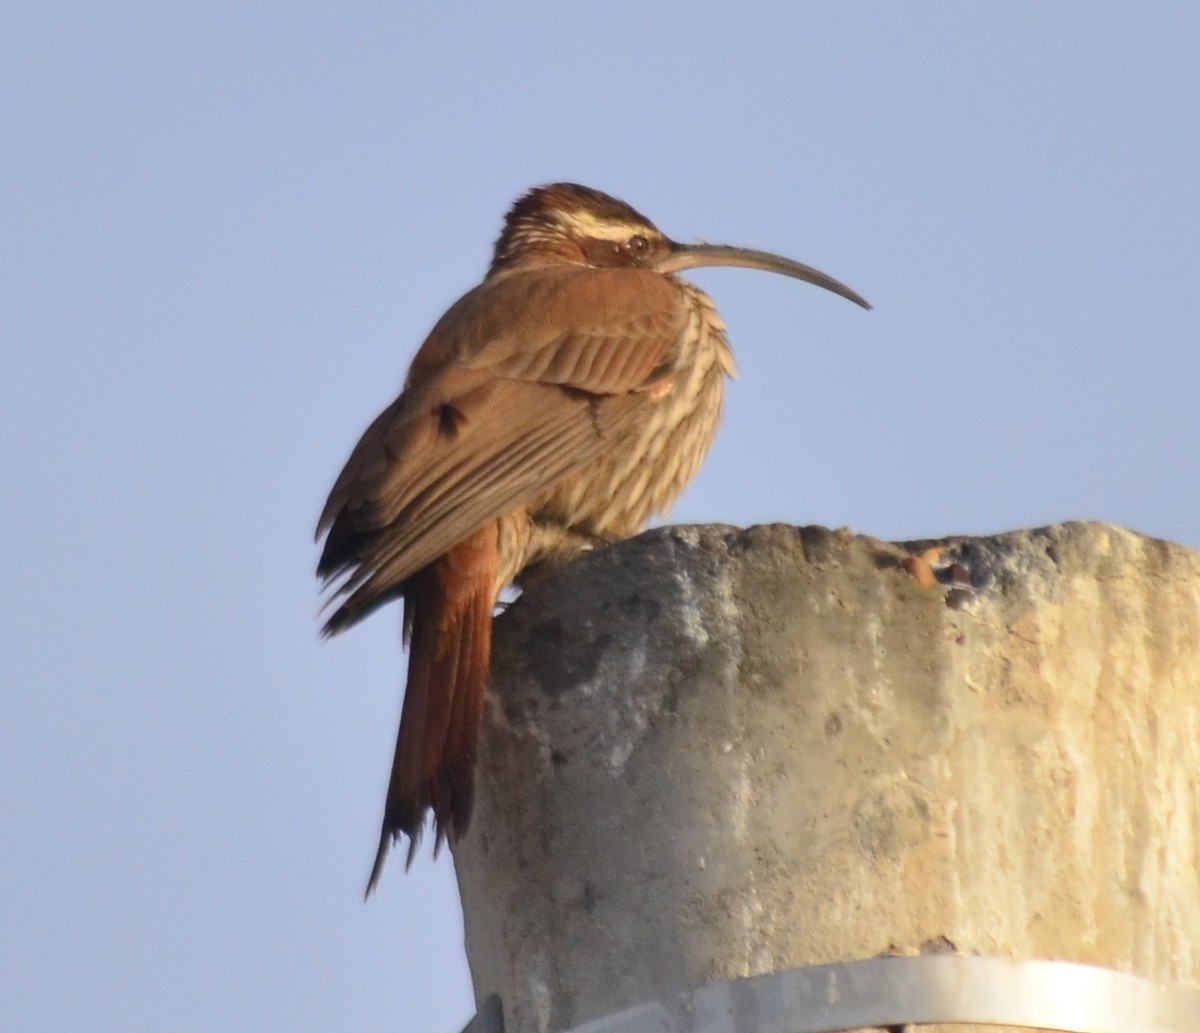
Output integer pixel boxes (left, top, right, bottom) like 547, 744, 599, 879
365, 526, 498, 896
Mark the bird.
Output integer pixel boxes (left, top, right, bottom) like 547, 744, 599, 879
316, 182, 870, 894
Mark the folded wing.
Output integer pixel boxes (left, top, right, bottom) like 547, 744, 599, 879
316, 266, 688, 634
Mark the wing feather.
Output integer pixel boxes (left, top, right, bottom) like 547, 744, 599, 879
317, 266, 689, 633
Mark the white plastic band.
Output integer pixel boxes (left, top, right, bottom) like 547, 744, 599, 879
549, 956, 1200, 1033
456, 955, 1200, 1027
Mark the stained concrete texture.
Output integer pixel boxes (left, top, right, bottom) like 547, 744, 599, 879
451, 522, 1200, 1033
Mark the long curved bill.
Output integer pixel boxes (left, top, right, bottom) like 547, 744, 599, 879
655, 242, 871, 310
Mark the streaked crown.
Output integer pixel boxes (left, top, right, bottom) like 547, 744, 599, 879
489, 183, 670, 274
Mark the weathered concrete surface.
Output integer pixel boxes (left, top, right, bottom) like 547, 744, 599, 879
451, 522, 1200, 1033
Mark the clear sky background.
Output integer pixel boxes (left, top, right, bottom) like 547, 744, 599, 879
4, 4, 1198, 1031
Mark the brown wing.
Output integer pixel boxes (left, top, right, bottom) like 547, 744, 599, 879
316, 266, 688, 634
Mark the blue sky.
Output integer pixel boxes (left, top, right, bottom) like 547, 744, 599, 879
4, 4, 1198, 1031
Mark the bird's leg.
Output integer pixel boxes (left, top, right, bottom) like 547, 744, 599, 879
514, 524, 620, 593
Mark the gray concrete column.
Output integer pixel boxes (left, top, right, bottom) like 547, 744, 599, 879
451, 522, 1200, 1033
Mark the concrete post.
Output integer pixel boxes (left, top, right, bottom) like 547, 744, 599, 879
451, 522, 1200, 1033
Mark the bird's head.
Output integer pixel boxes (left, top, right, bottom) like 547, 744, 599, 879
490, 183, 667, 273
488, 182, 871, 309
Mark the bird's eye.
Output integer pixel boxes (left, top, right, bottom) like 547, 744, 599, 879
628, 234, 650, 254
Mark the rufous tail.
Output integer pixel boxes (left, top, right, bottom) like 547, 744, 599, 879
365, 525, 497, 896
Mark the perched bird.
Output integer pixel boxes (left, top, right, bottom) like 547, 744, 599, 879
316, 183, 870, 893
